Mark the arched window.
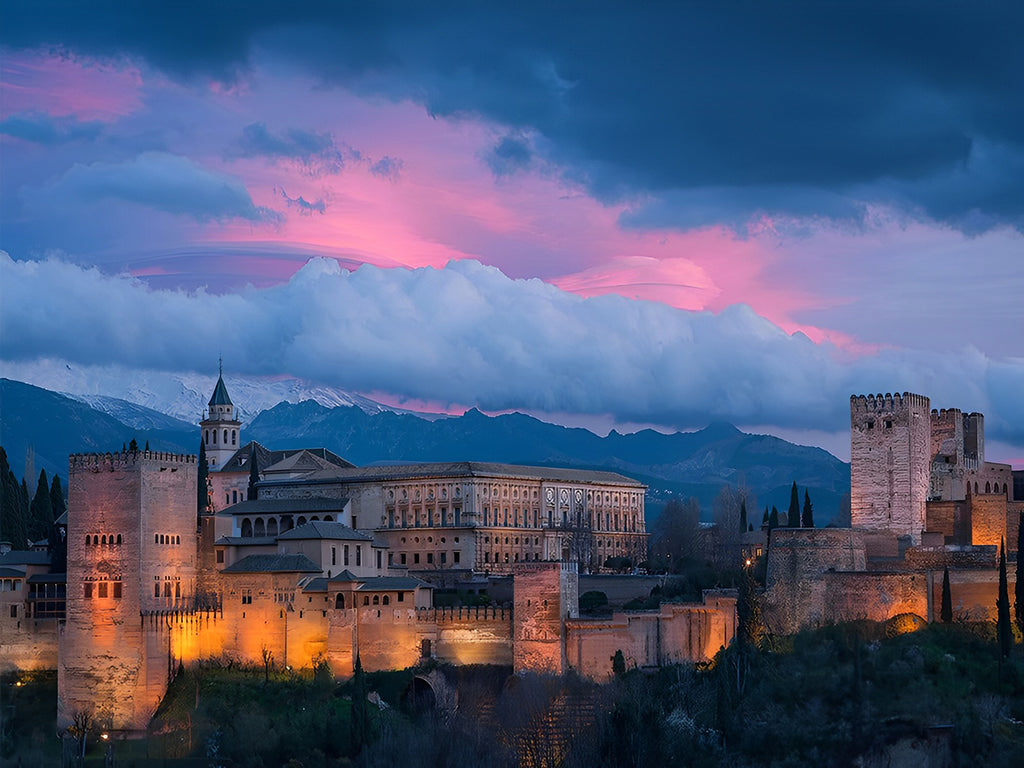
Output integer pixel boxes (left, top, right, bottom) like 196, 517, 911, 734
311, 516, 320, 522
155, 583, 160, 598
373, 595, 380, 605
116, 534, 122, 545
175, 582, 181, 598
232, 430, 237, 445
204, 430, 209, 444
382, 595, 390, 605
986, 481, 991, 493
176, 535, 180, 545
155, 534, 159, 544
213, 430, 217, 444
297, 517, 307, 526
323, 515, 333, 522
267, 518, 279, 536
86, 535, 91, 547
335, 593, 345, 609
975, 482, 979, 494
159, 534, 164, 544
223, 430, 228, 444
241, 519, 253, 537
163, 581, 171, 597
254, 518, 266, 537
101, 535, 107, 546
1003, 483, 1008, 495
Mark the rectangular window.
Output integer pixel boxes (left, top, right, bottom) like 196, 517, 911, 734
216, 549, 225, 564
454, 551, 460, 564
344, 545, 350, 566
427, 553, 434, 564
10, 604, 18, 618
376, 550, 382, 569
400, 553, 407, 565
242, 589, 252, 605
356, 546, 362, 567
414, 553, 420, 564
352, 516, 357, 529
397, 592, 404, 602
440, 552, 447, 564
332, 546, 337, 566
388, 553, 394, 566
113, 582, 122, 599
98, 582, 108, 599
85, 583, 93, 599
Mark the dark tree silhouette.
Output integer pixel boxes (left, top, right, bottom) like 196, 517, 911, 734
997, 538, 1012, 660
49, 474, 66, 520
29, 469, 52, 541
740, 499, 748, 533
247, 448, 260, 501
197, 439, 210, 514
801, 489, 814, 528
0, 447, 30, 549
787, 482, 800, 527
768, 506, 779, 531
1016, 511, 1024, 637
941, 566, 953, 623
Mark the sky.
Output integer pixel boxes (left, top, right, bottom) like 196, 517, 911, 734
1, 2, 1022, 464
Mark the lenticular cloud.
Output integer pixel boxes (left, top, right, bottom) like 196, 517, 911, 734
1, 252, 1020, 440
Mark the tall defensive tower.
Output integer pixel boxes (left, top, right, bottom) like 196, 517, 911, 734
199, 362, 241, 470
59, 450, 197, 733
850, 392, 931, 544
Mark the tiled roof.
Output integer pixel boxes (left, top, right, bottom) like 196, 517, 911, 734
0, 566, 25, 578
214, 536, 277, 546
208, 375, 233, 407
264, 461, 645, 487
220, 497, 349, 516
216, 442, 354, 474
0, 551, 52, 566
277, 521, 372, 542
302, 577, 329, 593
356, 576, 432, 591
221, 554, 321, 574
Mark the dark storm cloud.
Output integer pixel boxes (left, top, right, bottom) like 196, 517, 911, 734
4, 2, 1023, 230
485, 135, 534, 177
0, 112, 104, 145
234, 122, 345, 174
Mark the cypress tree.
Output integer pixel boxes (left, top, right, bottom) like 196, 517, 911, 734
350, 655, 370, 754
50, 475, 66, 521
247, 448, 260, 501
29, 469, 53, 541
940, 566, 953, 623
768, 506, 779, 531
739, 499, 748, 533
997, 538, 1012, 659
1016, 511, 1024, 637
801, 489, 814, 528
128, 438, 139, 453
761, 506, 769, 528
1, 448, 29, 549
787, 481, 800, 527
144, 440, 150, 451
197, 440, 210, 514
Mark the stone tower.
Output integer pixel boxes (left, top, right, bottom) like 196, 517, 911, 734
59, 450, 197, 733
850, 392, 931, 545
199, 364, 241, 470
512, 561, 579, 674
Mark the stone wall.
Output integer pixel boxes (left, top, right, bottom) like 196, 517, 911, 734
0, 615, 59, 671
971, 493, 1008, 547
929, 568, 1016, 622
565, 591, 736, 681
850, 393, 931, 544
513, 562, 576, 675
822, 571, 928, 623
60, 452, 197, 734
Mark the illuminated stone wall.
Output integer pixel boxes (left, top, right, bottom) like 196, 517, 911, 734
513, 562, 578, 675
821, 571, 928, 623
927, 568, 1016, 622
565, 591, 737, 681
60, 451, 197, 734
850, 393, 931, 544
970, 493, 1008, 547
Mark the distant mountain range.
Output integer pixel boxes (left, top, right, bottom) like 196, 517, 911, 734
0, 378, 850, 523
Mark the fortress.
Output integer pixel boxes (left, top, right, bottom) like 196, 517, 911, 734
767, 392, 1021, 633
1, 383, 1019, 737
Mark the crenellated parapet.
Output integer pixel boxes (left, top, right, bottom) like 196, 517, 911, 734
70, 451, 196, 472
850, 391, 930, 414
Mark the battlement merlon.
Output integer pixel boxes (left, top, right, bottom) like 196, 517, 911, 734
850, 392, 930, 414
69, 451, 197, 472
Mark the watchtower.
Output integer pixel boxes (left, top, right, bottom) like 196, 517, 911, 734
59, 450, 197, 733
850, 392, 930, 545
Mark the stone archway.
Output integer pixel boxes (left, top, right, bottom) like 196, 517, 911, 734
403, 669, 458, 719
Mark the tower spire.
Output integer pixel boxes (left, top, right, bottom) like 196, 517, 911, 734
219, 354, 223, 377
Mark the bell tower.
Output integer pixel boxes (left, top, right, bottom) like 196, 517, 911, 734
199, 359, 242, 470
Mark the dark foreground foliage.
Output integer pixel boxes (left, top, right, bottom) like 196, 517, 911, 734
4, 621, 1024, 767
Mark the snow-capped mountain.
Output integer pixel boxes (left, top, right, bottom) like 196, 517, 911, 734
0, 359, 422, 425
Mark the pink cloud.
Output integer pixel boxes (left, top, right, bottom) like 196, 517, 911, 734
0, 50, 143, 120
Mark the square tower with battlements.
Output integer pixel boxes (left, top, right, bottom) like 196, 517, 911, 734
850, 392, 931, 545
59, 450, 197, 734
